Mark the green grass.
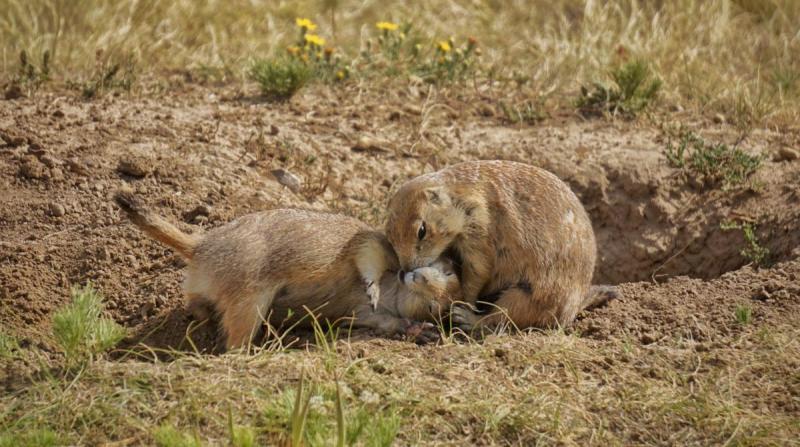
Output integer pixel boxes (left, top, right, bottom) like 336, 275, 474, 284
248, 57, 312, 100
578, 60, 662, 117
720, 221, 771, 267
666, 130, 763, 189
735, 305, 753, 325
0, 332, 19, 359
153, 425, 202, 447
0, 428, 60, 447
52, 282, 126, 365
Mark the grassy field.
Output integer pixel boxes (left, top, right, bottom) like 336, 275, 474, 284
1, 1, 800, 445
2, 0, 799, 126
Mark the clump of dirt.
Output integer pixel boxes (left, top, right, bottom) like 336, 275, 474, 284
1, 84, 799, 351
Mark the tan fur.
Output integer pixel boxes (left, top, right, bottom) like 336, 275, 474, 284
385, 160, 617, 330
114, 190, 459, 350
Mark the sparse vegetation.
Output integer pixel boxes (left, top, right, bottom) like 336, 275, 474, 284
666, 130, 763, 189
721, 220, 771, 267
248, 57, 313, 100
153, 426, 202, 447
52, 283, 126, 365
578, 59, 662, 117
0, 332, 19, 359
735, 305, 753, 325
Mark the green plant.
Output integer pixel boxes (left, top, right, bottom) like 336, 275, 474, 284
578, 59, 662, 117
227, 408, 257, 447
248, 58, 312, 100
0, 428, 60, 447
416, 37, 480, 83
73, 51, 136, 99
0, 332, 19, 359
499, 100, 547, 125
52, 282, 126, 365
12, 50, 51, 90
720, 221, 770, 267
153, 425, 202, 447
666, 130, 763, 188
734, 305, 753, 325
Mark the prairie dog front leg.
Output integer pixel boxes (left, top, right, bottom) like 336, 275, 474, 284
354, 233, 398, 309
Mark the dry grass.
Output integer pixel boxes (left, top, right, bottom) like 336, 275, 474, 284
2, 325, 798, 445
2, 0, 799, 127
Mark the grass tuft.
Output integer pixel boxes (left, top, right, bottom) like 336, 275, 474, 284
153, 425, 202, 447
248, 58, 312, 100
721, 221, 771, 266
735, 305, 753, 325
52, 282, 126, 365
578, 60, 662, 117
666, 130, 763, 189
0, 429, 60, 447
0, 331, 19, 359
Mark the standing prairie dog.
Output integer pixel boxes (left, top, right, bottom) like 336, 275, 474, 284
385, 160, 617, 330
113, 189, 460, 350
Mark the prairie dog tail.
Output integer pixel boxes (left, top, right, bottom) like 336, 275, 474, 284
113, 188, 197, 260
580, 285, 619, 312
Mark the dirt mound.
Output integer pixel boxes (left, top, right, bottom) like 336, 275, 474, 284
1, 85, 799, 350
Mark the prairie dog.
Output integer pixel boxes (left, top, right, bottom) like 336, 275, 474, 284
113, 190, 460, 349
385, 160, 616, 330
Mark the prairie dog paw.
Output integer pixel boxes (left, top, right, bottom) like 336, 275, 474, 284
450, 304, 480, 330
366, 281, 380, 310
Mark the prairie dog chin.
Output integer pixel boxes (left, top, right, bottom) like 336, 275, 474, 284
114, 189, 461, 350
385, 160, 618, 330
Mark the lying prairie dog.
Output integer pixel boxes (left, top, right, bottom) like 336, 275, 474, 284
113, 189, 461, 350
385, 160, 618, 331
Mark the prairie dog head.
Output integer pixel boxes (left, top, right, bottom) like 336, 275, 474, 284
398, 258, 462, 320
386, 184, 466, 271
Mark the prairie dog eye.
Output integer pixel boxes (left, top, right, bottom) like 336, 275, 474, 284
417, 222, 427, 241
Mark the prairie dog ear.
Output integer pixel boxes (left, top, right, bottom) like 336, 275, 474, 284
424, 187, 449, 205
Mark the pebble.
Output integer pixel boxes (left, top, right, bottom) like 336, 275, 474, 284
117, 156, 153, 178
47, 202, 66, 217
18, 156, 48, 179
270, 168, 302, 193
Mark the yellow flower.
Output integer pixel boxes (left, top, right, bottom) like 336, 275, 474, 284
376, 21, 399, 31
304, 34, 326, 47
287, 46, 301, 56
336, 70, 346, 80
437, 41, 451, 53
295, 18, 317, 31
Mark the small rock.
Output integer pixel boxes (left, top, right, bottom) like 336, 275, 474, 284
268, 124, 279, 136
713, 113, 726, 124
65, 157, 90, 175
352, 136, 390, 153
184, 204, 212, 222
52, 109, 65, 118
270, 168, 302, 193
18, 156, 48, 179
773, 147, 799, 162
49, 167, 64, 180
117, 156, 153, 178
47, 202, 66, 217
640, 332, 658, 345
39, 154, 62, 168
0, 129, 26, 147
192, 215, 208, 225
